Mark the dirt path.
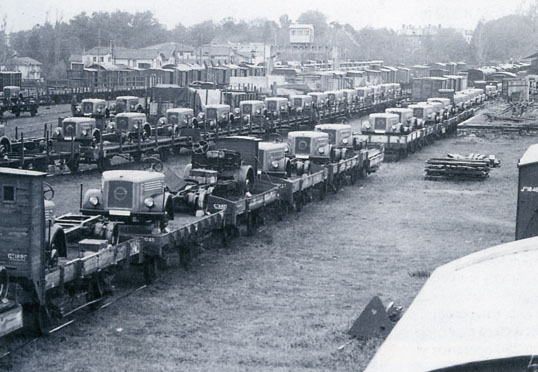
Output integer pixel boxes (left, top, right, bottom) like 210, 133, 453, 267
9, 130, 534, 372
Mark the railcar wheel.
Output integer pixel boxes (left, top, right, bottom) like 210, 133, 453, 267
319, 182, 327, 200
66, 158, 79, 172
34, 304, 51, 336
43, 182, 55, 201
143, 257, 158, 284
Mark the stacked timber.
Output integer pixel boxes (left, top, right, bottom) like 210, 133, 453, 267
425, 157, 491, 181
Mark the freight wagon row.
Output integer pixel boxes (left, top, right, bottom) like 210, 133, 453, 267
0, 120, 382, 337
0, 85, 405, 173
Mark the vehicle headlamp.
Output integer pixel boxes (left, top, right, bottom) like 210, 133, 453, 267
271, 160, 279, 168
89, 196, 99, 206
144, 197, 154, 208
82, 129, 88, 136
133, 124, 139, 130
342, 138, 349, 144
391, 125, 397, 131
55, 127, 62, 135
318, 147, 325, 154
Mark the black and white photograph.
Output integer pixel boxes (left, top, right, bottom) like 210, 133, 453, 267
0, 0, 536, 370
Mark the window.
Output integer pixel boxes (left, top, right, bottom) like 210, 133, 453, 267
2, 185, 15, 202
100, 57, 104, 62
93, 57, 97, 62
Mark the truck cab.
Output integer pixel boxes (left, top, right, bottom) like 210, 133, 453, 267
81, 170, 173, 226
239, 100, 265, 125
287, 131, 330, 162
308, 92, 328, 109
356, 87, 373, 102
258, 142, 289, 177
314, 123, 355, 161
264, 97, 289, 119
427, 97, 453, 118
113, 112, 151, 140
326, 91, 345, 108
363, 113, 401, 134
408, 103, 436, 125
342, 89, 357, 105
162, 108, 194, 134
53, 117, 101, 145
115, 96, 140, 113
204, 104, 231, 128
80, 99, 107, 118
184, 136, 257, 195
385, 108, 416, 132
290, 95, 313, 113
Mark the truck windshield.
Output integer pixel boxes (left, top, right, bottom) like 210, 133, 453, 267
413, 108, 424, 118
374, 118, 386, 131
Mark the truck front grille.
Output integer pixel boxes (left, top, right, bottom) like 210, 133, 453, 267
107, 181, 133, 209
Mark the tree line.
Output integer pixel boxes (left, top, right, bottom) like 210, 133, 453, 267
0, 9, 537, 80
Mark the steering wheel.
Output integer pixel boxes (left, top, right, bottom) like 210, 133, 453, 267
142, 156, 164, 172
43, 182, 55, 201
269, 133, 283, 143
192, 140, 209, 154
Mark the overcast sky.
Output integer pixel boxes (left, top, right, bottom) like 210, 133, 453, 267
0, 0, 527, 33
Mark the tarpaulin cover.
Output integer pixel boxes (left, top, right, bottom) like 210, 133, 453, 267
153, 84, 203, 114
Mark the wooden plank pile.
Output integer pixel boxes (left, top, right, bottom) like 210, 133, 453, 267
425, 154, 499, 181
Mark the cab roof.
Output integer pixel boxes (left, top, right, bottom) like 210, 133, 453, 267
116, 112, 146, 118
315, 124, 352, 131
240, 100, 264, 105
259, 142, 287, 151
409, 102, 433, 108
63, 117, 96, 123
264, 97, 288, 102
166, 108, 193, 114
205, 104, 230, 109
102, 170, 164, 183
290, 95, 312, 99
81, 98, 106, 103
369, 113, 399, 119
116, 96, 138, 100
386, 108, 412, 114
308, 92, 327, 96
365, 236, 538, 372
288, 131, 329, 139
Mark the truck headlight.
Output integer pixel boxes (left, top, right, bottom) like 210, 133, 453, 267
82, 129, 88, 136
273, 111, 278, 116
144, 197, 154, 208
391, 125, 397, 131
89, 196, 99, 206
342, 138, 349, 144
318, 147, 325, 154
271, 160, 279, 168
133, 124, 139, 130
55, 127, 62, 135
256, 109, 261, 114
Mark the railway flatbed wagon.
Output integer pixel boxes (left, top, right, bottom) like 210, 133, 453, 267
0, 168, 143, 336
357, 131, 420, 161
118, 210, 226, 281
262, 165, 328, 210
207, 180, 281, 236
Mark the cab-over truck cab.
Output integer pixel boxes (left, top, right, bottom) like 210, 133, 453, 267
112, 112, 151, 141
408, 103, 436, 126
53, 117, 101, 145
363, 113, 401, 134
239, 100, 265, 125
115, 96, 140, 113
385, 108, 416, 132
82, 170, 174, 227
79, 99, 107, 118
290, 95, 313, 113
308, 92, 328, 109
427, 98, 453, 118
204, 104, 231, 129
264, 97, 289, 119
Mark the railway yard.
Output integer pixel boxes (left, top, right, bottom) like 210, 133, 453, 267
0, 23, 534, 370
0, 98, 528, 371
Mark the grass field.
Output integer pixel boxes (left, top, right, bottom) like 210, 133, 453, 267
4, 115, 535, 371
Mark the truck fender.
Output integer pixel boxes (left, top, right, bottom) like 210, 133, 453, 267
237, 165, 255, 193
143, 123, 152, 138
0, 137, 11, 157
92, 128, 101, 143
48, 226, 67, 259
81, 189, 103, 212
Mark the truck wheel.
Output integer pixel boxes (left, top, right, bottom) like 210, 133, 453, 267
30, 108, 37, 117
